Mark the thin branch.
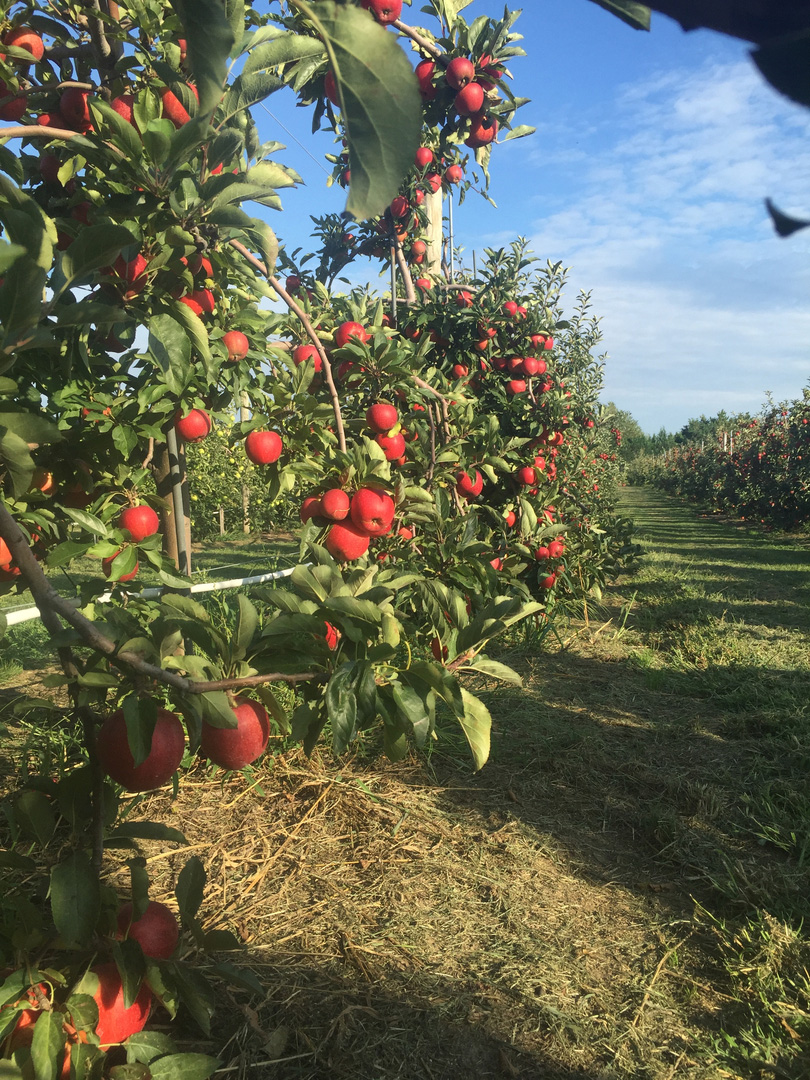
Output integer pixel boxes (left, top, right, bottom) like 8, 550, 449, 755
0, 500, 324, 697
87, 0, 113, 63
392, 19, 443, 59
229, 239, 348, 454
0, 124, 94, 141
141, 436, 155, 470
425, 402, 437, 488
393, 236, 417, 305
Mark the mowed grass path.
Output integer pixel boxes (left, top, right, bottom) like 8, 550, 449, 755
129, 486, 810, 1080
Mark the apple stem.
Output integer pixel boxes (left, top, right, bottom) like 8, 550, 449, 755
229, 239, 348, 455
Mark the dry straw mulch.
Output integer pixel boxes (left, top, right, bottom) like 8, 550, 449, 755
135, 730, 722, 1080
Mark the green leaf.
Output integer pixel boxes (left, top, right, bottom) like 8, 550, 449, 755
50, 850, 100, 948
326, 664, 357, 753
243, 32, 325, 75
176, 855, 206, 920
170, 299, 211, 363
459, 657, 522, 686
584, 0, 650, 30
0, 254, 47, 340
149, 1055, 220, 1080
209, 962, 263, 995
501, 124, 536, 142
148, 312, 193, 395
458, 688, 491, 771
199, 691, 237, 729
125, 1031, 176, 1066
61, 506, 108, 536
753, 31, 810, 108
15, 789, 56, 846
30, 1009, 63, 1080
202, 928, 241, 951
299, 1, 422, 219
0, 241, 26, 274
233, 594, 258, 661
108, 822, 188, 845
169, 0, 235, 116
113, 938, 147, 1009
89, 99, 144, 162
0, 173, 57, 270
60, 225, 137, 291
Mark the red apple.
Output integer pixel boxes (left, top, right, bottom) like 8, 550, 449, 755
455, 469, 483, 499
516, 466, 536, 486
377, 432, 406, 460
445, 164, 464, 185
431, 636, 448, 661
452, 364, 469, 378
466, 113, 497, 148
504, 511, 517, 527
245, 430, 282, 465
335, 321, 369, 348
60, 88, 92, 131
292, 343, 323, 372
222, 330, 249, 362
455, 81, 484, 116
0, 80, 25, 121
97, 707, 185, 791
175, 409, 211, 442
390, 195, 410, 218
300, 495, 323, 523
110, 92, 137, 127
415, 59, 436, 100
507, 379, 527, 396
324, 621, 340, 650
360, 0, 402, 23
366, 402, 398, 433
117, 900, 179, 959
201, 698, 269, 770
535, 546, 550, 560
325, 520, 371, 561
324, 70, 339, 106
350, 487, 395, 536
160, 83, 197, 128
102, 551, 138, 583
3, 26, 45, 64
425, 172, 442, 193
540, 573, 557, 589
320, 488, 350, 521
548, 539, 565, 558
90, 963, 152, 1046
446, 56, 475, 89
415, 277, 432, 291
119, 504, 159, 542
414, 147, 433, 168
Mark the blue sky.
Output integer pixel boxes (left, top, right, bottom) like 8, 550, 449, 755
253, 1, 810, 435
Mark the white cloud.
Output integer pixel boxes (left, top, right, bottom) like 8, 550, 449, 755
479, 57, 810, 432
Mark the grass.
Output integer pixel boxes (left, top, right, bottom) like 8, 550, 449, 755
2, 487, 810, 1078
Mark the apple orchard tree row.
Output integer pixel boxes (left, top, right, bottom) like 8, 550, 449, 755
0, 1, 635, 1074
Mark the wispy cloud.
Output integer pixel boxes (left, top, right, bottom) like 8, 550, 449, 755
484, 58, 810, 432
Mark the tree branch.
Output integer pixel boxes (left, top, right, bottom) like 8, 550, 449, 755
0, 500, 325, 698
229, 239, 348, 454
392, 19, 443, 59
393, 236, 416, 305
